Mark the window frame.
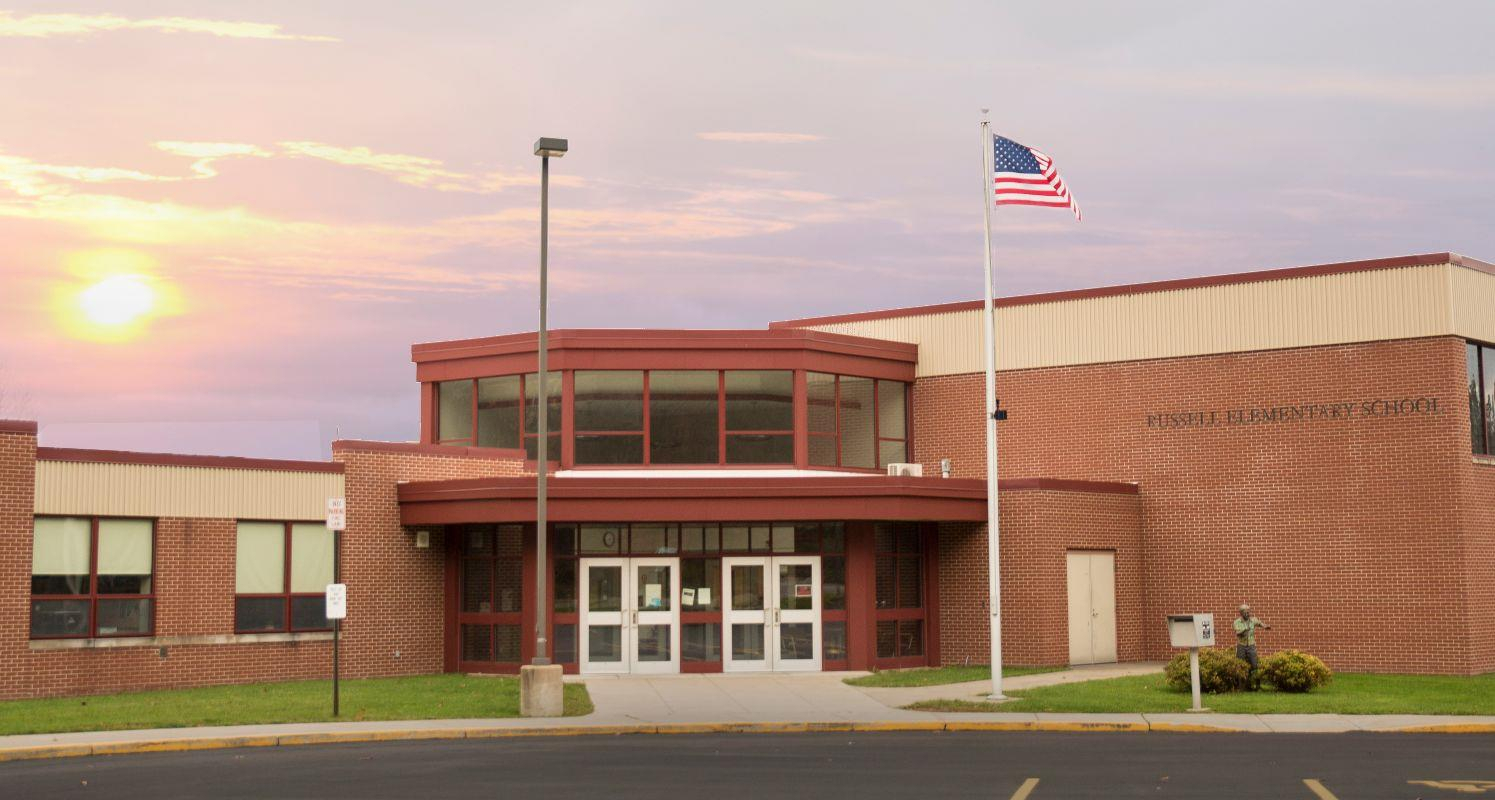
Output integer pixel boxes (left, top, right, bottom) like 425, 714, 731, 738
807, 373, 911, 472
29, 515, 157, 640
233, 520, 335, 635
435, 373, 557, 454
1471, 340, 1494, 456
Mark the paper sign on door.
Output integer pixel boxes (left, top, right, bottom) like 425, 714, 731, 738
696, 588, 711, 606
682, 588, 696, 605
645, 584, 663, 608
795, 584, 812, 598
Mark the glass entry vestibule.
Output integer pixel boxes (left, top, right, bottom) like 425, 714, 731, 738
449, 520, 936, 675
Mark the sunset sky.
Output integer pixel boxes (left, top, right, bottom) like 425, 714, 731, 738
3, 2, 1493, 458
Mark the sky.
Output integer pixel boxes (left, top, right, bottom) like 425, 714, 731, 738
2, 1, 1493, 458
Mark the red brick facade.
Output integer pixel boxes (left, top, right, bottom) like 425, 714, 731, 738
938, 488, 1144, 669
917, 335, 1488, 674
0, 434, 523, 700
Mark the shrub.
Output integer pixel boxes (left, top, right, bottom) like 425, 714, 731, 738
1165, 647, 1251, 694
1262, 650, 1333, 693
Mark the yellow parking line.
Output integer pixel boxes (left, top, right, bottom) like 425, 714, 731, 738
1303, 779, 1340, 800
1009, 777, 1040, 800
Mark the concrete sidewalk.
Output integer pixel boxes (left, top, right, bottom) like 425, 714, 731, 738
3, 666, 1494, 764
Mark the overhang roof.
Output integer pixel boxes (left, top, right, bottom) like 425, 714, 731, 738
397, 475, 1137, 525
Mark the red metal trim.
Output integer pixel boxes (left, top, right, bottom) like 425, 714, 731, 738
444, 532, 459, 672
770, 252, 1490, 328
413, 328, 918, 364
331, 440, 525, 461
420, 382, 436, 444
36, 447, 344, 474
792, 370, 808, 469
0, 419, 37, 434
922, 521, 940, 666
845, 522, 875, 670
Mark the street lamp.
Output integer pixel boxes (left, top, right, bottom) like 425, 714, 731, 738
521, 136, 567, 716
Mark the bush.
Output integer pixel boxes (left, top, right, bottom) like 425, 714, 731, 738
1165, 648, 1251, 694
1262, 650, 1333, 692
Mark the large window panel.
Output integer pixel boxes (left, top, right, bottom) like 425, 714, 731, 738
725, 434, 793, 464
477, 376, 521, 449
437, 379, 474, 443
31, 517, 91, 595
649, 370, 719, 464
575, 371, 643, 431
523, 371, 563, 461
838, 376, 876, 469
724, 370, 793, 431
97, 518, 153, 594
289, 523, 334, 593
807, 372, 837, 467
1485, 346, 1495, 455
1470, 344, 1486, 455
235, 522, 285, 594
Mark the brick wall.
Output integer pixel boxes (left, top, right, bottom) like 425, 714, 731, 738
1462, 458, 1495, 673
917, 336, 1481, 674
0, 434, 524, 700
938, 488, 1144, 668
330, 442, 525, 683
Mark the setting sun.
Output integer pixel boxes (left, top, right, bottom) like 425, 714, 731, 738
78, 274, 157, 327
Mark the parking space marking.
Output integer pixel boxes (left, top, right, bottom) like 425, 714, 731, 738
1408, 781, 1495, 794
1009, 777, 1040, 799
1303, 779, 1340, 800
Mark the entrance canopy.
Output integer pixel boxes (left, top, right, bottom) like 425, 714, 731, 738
398, 475, 989, 525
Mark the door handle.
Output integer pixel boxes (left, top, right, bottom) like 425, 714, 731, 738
631, 609, 638, 626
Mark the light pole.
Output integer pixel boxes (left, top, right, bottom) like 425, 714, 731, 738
521, 136, 567, 717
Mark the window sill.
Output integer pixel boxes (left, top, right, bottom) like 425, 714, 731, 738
1474, 455, 1495, 467
29, 631, 335, 651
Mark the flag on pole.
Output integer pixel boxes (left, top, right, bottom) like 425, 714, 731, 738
992, 134, 1081, 220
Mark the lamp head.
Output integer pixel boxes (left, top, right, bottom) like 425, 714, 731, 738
534, 137, 568, 158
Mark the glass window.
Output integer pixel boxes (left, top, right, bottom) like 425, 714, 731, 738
575, 371, 643, 431
437, 379, 474, 443
31, 517, 155, 638
523, 371, 562, 461
682, 623, 721, 662
477, 376, 521, 449
579, 524, 623, 553
1485, 346, 1495, 455
726, 434, 793, 464
649, 370, 720, 464
681, 558, 721, 611
877, 380, 908, 468
575, 434, 644, 464
235, 521, 334, 633
724, 370, 793, 431
1470, 344, 1485, 454
838, 376, 876, 469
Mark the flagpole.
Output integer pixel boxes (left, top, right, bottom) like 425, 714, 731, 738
979, 112, 1006, 701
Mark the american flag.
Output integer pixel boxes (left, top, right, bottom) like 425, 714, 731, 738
993, 134, 1081, 220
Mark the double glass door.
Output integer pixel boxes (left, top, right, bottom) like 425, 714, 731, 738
579, 557, 679, 674
723, 556, 821, 672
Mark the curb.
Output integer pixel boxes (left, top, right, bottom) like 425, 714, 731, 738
3, 719, 1493, 764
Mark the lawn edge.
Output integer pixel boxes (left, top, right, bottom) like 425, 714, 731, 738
5, 719, 1494, 763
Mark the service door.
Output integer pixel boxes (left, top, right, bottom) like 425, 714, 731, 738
1066, 550, 1117, 665
629, 558, 680, 674
771, 556, 821, 672
723, 557, 770, 672
580, 558, 629, 674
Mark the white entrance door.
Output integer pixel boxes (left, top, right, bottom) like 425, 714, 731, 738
1066, 550, 1117, 665
723, 556, 821, 672
580, 558, 628, 674
629, 557, 680, 674
580, 557, 680, 674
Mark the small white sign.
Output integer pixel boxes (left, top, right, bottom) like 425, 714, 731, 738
326, 498, 346, 531
1196, 614, 1215, 645
326, 583, 347, 620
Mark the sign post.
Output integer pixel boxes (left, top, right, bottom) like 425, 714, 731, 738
325, 498, 347, 717
1167, 613, 1215, 713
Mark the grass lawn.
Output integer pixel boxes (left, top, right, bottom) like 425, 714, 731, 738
0, 674, 594, 737
844, 664, 1063, 688
904, 671, 1495, 715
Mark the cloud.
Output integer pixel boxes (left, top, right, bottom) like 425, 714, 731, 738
697, 132, 826, 143
277, 141, 568, 193
0, 11, 338, 42
0, 152, 179, 197
155, 142, 273, 177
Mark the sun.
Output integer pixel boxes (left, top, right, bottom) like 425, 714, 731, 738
78, 274, 158, 327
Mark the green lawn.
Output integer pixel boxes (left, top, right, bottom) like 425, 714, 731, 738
904, 671, 1495, 715
844, 664, 1063, 688
0, 674, 594, 736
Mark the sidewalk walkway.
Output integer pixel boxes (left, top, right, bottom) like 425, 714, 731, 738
4, 665, 1493, 764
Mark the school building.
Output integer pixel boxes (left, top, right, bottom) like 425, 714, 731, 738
2, 251, 1493, 699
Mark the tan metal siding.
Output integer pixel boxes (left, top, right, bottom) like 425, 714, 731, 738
1450, 266, 1495, 346
34, 461, 344, 520
808, 263, 1462, 376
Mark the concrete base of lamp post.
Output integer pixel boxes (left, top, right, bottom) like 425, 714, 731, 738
519, 664, 565, 717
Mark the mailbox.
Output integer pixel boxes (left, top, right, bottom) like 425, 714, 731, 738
1167, 613, 1215, 648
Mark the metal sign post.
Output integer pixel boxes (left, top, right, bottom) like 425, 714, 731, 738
326, 498, 347, 717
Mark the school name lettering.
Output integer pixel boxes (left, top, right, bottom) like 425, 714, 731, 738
1145, 397, 1441, 430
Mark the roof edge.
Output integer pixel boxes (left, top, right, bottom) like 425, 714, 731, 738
331, 439, 527, 461
0, 419, 38, 434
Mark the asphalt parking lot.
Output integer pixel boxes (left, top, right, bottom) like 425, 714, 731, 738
1, 731, 1492, 799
